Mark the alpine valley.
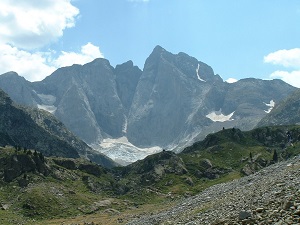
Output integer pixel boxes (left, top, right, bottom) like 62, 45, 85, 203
0, 46, 297, 165
1, 46, 300, 224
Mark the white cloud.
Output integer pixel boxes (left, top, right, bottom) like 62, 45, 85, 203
0, 1, 105, 82
0, 44, 56, 81
0, 0, 79, 49
54, 43, 104, 68
226, 78, 238, 83
0, 43, 104, 82
270, 70, 300, 88
264, 48, 300, 69
264, 48, 300, 88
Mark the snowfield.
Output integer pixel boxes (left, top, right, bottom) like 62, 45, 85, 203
92, 136, 161, 165
206, 109, 235, 122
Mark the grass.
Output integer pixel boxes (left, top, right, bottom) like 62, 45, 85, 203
1, 125, 300, 224
39, 200, 177, 225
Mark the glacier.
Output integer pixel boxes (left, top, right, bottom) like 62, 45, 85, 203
93, 136, 161, 166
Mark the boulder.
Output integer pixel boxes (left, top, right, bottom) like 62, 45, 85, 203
238, 210, 252, 220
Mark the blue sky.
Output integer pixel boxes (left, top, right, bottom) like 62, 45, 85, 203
0, 0, 300, 87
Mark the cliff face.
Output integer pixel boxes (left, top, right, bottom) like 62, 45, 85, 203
0, 46, 297, 162
257, 89, 300, 127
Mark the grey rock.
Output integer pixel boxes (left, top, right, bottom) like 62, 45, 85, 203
200, 159, 213, 169
0, 46, 297, 161
258, 89, 300, 127
115, 60, 142, 113
126, 155, 300, 224
294, 209, 300, 215
0, 72, 39, 106
283, 200, 293, 210
1, 204, 9, 210
185, 177, 194, 186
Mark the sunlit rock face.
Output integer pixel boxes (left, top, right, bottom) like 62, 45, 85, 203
257, 89, 300, 127
0, 46, 297, 163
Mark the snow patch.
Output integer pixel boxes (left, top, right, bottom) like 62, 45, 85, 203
36, 93, 57, 113
94, 136, 161, 165
206, 109, 235, 122
196, 64, 206, 82
37, 104, 57, 114
226, 78, 238, 83
264, 100, 275, 113
37, 94, 56, 105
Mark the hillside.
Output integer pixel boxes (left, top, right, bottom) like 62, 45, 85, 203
0, 147, 127, 224
0, 88, 117, 168
127, 152, 300, 224
115, 125, 300, 199
258, 89, 300, 127
0, 124, 300, 224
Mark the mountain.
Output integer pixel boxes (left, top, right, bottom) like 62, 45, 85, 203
257, 89, 300, 127
0, 46, 297, 164
33, 59, 126, 144
0, 124, 300, 224
0, 88, 117, 168
126, 46, 296, 149
0, 71, 40, 106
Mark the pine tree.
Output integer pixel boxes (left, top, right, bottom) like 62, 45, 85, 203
273, 149, 278, 162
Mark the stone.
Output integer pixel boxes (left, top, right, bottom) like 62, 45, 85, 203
256, 207, 264, 213
95, 199, 112, 207
238, 210, 252, 220
294, 209, 300, 215
185, 177, 194, 186
1, 204, 9, 210
283, 200, 293, 210
200, 159, 213, 169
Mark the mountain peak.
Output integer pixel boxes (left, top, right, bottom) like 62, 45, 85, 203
147, 45, 168, 59
2, 71, 19, 76
153, 45, 165, 53
1, 71, 27, 81
89, 57, 110, 65
115, 60, 134, 69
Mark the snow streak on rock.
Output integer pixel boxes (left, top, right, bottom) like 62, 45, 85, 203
122, 116, 128, 133
196, 64, 206, 82
264, 100, 275, 113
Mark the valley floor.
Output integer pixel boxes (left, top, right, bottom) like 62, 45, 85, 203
37, 155, 300, 225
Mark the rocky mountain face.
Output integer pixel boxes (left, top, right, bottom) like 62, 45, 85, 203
127, 156, 300, 225
258, 89, 300, 127
0, 89, 117, 168
0, 46, 297, 163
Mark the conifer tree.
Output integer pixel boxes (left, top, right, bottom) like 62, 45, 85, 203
273, 149, 278, 162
